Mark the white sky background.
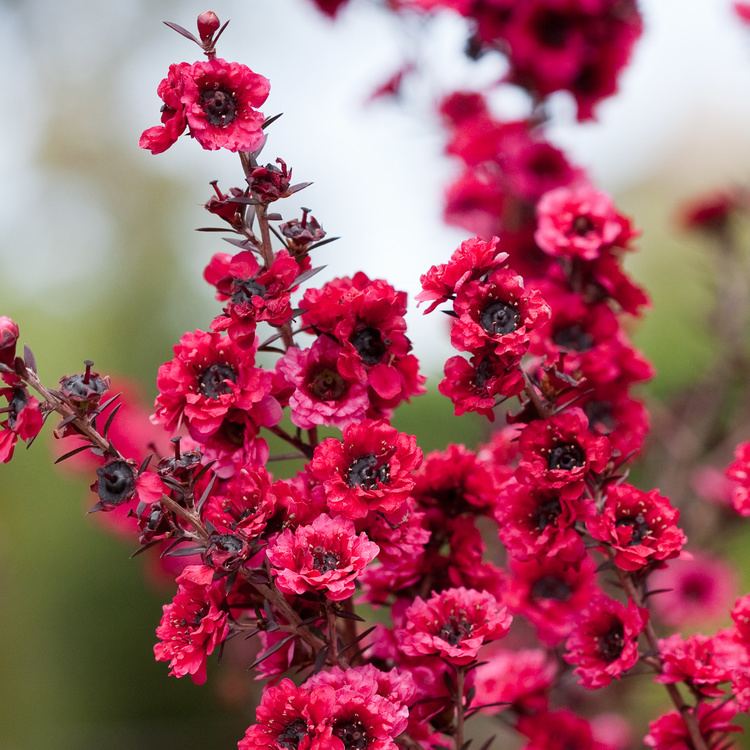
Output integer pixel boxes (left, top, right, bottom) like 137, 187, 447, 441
0, 0, 749, 369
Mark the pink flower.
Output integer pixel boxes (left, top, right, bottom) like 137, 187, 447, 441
657, 634, 733, 699
645, 701, 741, 750
310, 420, 422, 519
725, 441, 750, 516
397, 587, 512, 665
516, 408, 611, 490
586, 484, 686, 572
267, 514, 379, 601
564, 596, 647, 689
276, 338, 369, 430
182, 58, 269, 152
517, 710, 599, 750
535, 185, 636, 261
153, 564, 229, 684
139, 62, 192, 154
649, 553, 736, 627
0, 387, 44, 463
153, 329, 280, 447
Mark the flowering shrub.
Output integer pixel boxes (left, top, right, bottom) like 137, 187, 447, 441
3, 7, 750, 750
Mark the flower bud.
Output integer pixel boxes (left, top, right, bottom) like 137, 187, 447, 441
59, 360, 110, 412
197, 10, 221, 43
0, 316, 19, 367
93, 459, 137, 510
250, 159, 292, 203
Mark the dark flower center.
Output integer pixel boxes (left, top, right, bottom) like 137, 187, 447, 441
616, 512, 651, 546
346, 453, 390, 490
307, 366, 348, 401
531, 575, 572, 601
7, 388, 27, 428
584, 400, 615, 434
681, 575, 710, 601
532, 497, 562, 531
573, 215, 595, 235
547, 442, 585, 471
231, 278, 267, 305
96, 460, 136, 506
199, 363, 237, 399
533, 10, 572, 48
277, 718, 308, 749
480, 300, 521, 336
333, 718, 370, 750
209, 533, 245, 555
60, 372, 109, 401
553, 324, 594, 352
200, 86, 237, 127
597, 621, 625, 662
473, 357, 495, 390
312, 545, 340, 573
350, 327, 387, 366
438, 613, 474, 646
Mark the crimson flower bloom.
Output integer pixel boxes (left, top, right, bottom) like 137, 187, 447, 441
535, 184, 636, 261
564, 596, 647, 689
153, 329, 281, 444
725, 441, 750, 516
310, 420, 422, 519
276, 337, 369, 430
586, 484, 686, 572
732, 594, 750, 643
204, 249, 301, 346
517, 709, 599, 750
153, 564, 229, 684
656, 634, 733, 699
644, 701, 741, 750
0, 387, 43, 463
397, 586, 512, 665
139, 62, 192, 154
267, 514, 379, 601
516, 408, 611, 490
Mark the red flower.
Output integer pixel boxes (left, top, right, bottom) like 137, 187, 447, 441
681, 191, 739, 233
564, 596, 647, 689
451, 266, 550, 357
439, 349, 524, 420
516, 408, 611, 489
311, 0, 351, 17
732, 594, 750, 643
182, 58, 270, 152
725, 441, 750, 516
267, 514, 379, 601
310, 420, 421, 519
657, 634, 733, 699
238, 678, 330, 750
736, 2, 750, 25
507, 554, 598, 645
586, 484, 686, 572
0, 316, 19, 368
397, 586, 512, 665
276, 338, 369, 430
153, 329, 281, 445
417, 236, 506, 314
474, 648, 556, 714
517, 709, 599, 750
496, 479, 586, 561
153, 564, 229, 684
535, 185, 636, 261
204, 249, 300, 345
644, 701, 741, 750
301, 273, 425, 416
139, 62, 192, 154
0, 387, 43, 464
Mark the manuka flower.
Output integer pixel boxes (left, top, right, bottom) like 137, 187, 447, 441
732, 594, 750, 643
397, 586, 512, 665
535, 184, 636, 261
496, 480, 586, 561
267, 514, 379, 600
451, 265, 550, 357
644, 701, 741, 750
310, 420, 422, 519
153, 329, 281, 447
564, 596, 647, 689
506, 554, 598, 645
276, 337, 369, 430
517, 709, 599, 750
516, 408, 611, 490
0, 316, 19, 368
204, 249, 300, 346
153, 564, 229, 684
586, 484, 686, 572
238, 678, 329, 750
300, 273, 425, 416
139, 62, 192, 154
725, 441, 750, 516
0, 386, 43, 463
656, 634, 733, 699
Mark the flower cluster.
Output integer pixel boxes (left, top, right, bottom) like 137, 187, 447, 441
3, 9, 750, 750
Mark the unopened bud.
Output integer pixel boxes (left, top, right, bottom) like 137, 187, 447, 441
0, 316, 19, 367
197, 10, 221, 43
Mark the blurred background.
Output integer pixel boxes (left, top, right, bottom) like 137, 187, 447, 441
1, 0, 750, 747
